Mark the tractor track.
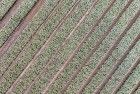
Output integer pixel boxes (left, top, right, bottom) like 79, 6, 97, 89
0, 0, 44, 59
77, 0, 136, 93
93, 11, 140, 93
41, 0, 117, 93
130, 80, 140, 94
0, 0, 62, 82
5, 0, 81, 93
23, 0, 100, 93
0, 0, 23, 29
62, 0, 134, 93
0, 0, 140, 94
112, 56, 140, 94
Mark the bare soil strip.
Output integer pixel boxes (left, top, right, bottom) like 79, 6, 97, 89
0, 0, 44, 58
5, 0, 81, 93
77, 0, 135, 93
93, 10, 140, 94
23, 0, 100, 93
0, 0, 23, 29
112, 56, 140, 94
0, 0, 62, 82
130, 80, 140, 94
41, 0, 117, 93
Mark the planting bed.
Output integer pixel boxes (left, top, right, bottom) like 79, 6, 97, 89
0, 0, 140, 94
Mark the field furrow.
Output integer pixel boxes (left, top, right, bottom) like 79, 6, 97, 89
0, 0, 140, 94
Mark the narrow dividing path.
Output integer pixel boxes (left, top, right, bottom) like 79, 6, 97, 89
0, 0, 23, 29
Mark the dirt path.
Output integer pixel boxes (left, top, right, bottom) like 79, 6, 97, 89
0, 0, 62, 83
5, 0, 80, 93
93, 11, 140, 93
61, 1, 132, 92
0, 0, 23, 29
0, 0, 3, 4
130, 80, 140, 94
112, 56, 140, 94
23, 0, 99, 93
77, 0, 134, 93
41, 0, 117, 93
0, 0, 44, 59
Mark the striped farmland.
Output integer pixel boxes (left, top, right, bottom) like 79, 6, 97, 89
0, 0, 140, 94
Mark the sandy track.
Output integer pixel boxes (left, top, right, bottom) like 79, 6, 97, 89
0, 0, 23, 29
